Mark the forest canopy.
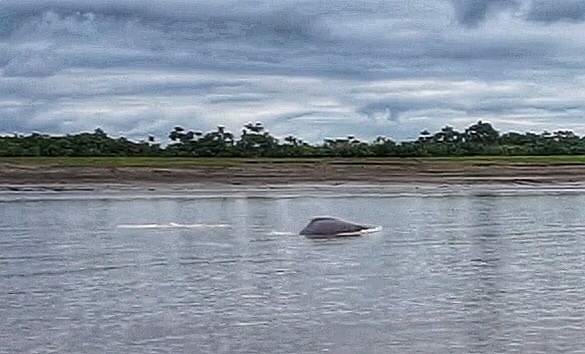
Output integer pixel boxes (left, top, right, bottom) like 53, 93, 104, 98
1, 121, 585, 158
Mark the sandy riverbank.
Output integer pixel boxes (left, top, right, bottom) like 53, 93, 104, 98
2, 161, 585, 189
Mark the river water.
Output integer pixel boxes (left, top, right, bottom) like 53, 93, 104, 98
2, 185, 585, 353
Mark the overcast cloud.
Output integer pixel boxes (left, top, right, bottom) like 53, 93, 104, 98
1, 0, 585, 142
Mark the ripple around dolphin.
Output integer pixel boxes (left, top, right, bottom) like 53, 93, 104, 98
335, 226, 382, 236
304, 226, 383, 239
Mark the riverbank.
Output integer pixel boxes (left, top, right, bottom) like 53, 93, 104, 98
3, 157, 585, 188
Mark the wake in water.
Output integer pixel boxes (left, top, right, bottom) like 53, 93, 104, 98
334, 226, 382, 237
117, 222, 230, 229
267, 231, 298, 236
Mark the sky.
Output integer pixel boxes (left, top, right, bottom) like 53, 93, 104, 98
1, 0, 585, 143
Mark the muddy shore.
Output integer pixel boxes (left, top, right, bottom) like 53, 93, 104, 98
2, 161, 585, 190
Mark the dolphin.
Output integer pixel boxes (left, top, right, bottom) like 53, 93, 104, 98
299, 217, 378, 237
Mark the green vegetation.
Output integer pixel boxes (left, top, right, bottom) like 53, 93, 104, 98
4, 121, 585, 159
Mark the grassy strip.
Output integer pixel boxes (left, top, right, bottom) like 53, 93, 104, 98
0, 157, 245, 168
3, 155, 585, 168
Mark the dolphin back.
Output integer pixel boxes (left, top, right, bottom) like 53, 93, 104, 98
300, 217, 370, 236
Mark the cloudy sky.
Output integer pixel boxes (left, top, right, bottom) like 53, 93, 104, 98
1, 0, 585, 143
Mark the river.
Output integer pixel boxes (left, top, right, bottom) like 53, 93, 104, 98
2, 185, 585, 353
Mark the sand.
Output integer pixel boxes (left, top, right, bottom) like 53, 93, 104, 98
2, 161, 585, 191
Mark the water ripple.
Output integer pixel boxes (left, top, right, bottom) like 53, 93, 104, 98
3, 190, 585, 353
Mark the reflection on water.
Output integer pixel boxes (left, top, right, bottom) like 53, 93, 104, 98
2, 187, 585, 353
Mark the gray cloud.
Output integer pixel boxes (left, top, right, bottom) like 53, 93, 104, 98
526, 0, 585, 22
0, 0, 561, 80
0, 0, 330, 41
450, 0, 520, 27
0, 0, 585, 143
0, 1, 339, 79
449, 1, 585, 25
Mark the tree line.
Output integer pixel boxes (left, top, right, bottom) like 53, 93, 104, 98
1, 121, 585, 157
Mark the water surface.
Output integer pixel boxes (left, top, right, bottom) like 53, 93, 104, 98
2, 185, 585, 353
